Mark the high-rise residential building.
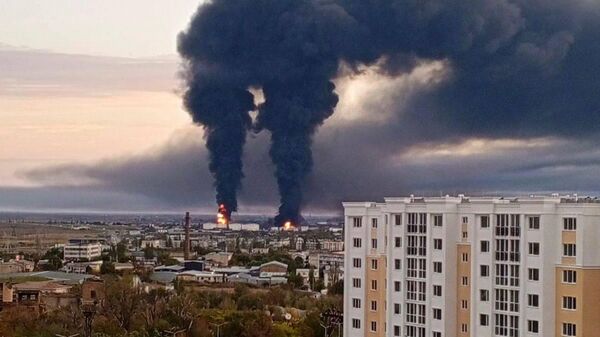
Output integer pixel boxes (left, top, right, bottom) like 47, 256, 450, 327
343, 195, 600, 337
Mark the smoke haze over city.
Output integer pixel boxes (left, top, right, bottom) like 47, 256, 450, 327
2, 0, 600, 214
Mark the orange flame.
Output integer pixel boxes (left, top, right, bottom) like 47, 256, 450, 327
217, 204, 229, 226
283, 221, 294, 231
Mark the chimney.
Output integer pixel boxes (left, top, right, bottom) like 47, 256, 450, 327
184, 212, 191, 260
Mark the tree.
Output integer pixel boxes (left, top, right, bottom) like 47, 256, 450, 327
141, 289, 169, 332
157, 251, 178, 266
273, 322, 299, 337
308, 266, 315, 290
166, 291, 198, 331
328, 280, 343, 296
116, 242, 128, 263
102, 276, 142, 332
144, 246, 156, 260
313, 279, 325, 292
46, 255, 63, 271
100, 260, 116, 274
287, 273, 304, 289
237, 293, 265, 310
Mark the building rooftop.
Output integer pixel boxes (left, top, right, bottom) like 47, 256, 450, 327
13, 281, 72, 292
345, 194, 600, 206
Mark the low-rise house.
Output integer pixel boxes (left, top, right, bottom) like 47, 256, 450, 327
81, 277, 105, 305
203, 252, 233, 267
62, 261, 102, 274
259, 261, 288, 278
140, 239, 162, 249
0, 259, 35, 273
114, 262, 135, 272
154, 265, 185, 273
227, 273, 287, 286
295, 268, 319, 286
251, 247, 270, 255
0, 281, 75, 312
177, 271, 225, 283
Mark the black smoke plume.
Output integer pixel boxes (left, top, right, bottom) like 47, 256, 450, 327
179, 0, 600, 225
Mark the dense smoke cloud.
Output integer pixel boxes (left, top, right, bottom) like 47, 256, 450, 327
177, 0, 600, 223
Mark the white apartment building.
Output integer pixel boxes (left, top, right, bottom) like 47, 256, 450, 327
63, 239, 102, 261
344, 195, 600, 337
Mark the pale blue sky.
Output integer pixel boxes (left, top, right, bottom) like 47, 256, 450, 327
0, 0, 203, 57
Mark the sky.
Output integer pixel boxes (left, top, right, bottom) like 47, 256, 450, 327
2, 0, 600, 214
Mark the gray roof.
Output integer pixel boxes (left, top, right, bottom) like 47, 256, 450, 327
150, 271, 178, 284
0, 271, 93, 284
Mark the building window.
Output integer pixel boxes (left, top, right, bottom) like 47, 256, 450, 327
461, 324, 468, 333
395, 214, 402, 226
394, 281, 401, 292
461, 300, 468, 310
352, 319, 361, 329
353, 258, 361, 268
480, 215, 490, 228
433, 262, 442, 273
352, 278, 361, 288
528, 268, 540, 281
563, 270, 577, 284
528, 320, 539, 333
433, 215, 443, 227
394, 259, 401, 270
562, 296, 577, 310
480, 265, 490, 277
562, 323, 576, 336
395, 237, 402, 248
433, 308, 442, 320
528, 294, 539, 307
433, 285, 442, 296
371, 259, 378, 270
394, 303, 401, 314
434, 239, 443, 250
480, 289, 489, 302
462, 253, 469, 262
563, 217, 577, 231
462, 231, 468, 239
372, 218, 378, 228
352, 217, 362, 228
393, 325, 400, 336
370, 300, 377, 311
563, 244, 576, 257
371, 280, 377, 290
371, 239, 378, 249
352, 298, 361, 308
433, 332, 441, 337
528, 216, 540, 230
461, 276, 469, 286
370, 321, 377, 332
480, 314, 489, 326
528, 242, 540, 256
462, 216, 468, 224
353, 238, 362, 248
481, 240, 490, 253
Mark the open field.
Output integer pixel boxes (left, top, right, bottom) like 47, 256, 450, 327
0, 222, 103, 254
